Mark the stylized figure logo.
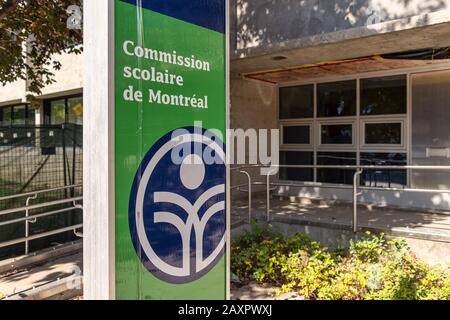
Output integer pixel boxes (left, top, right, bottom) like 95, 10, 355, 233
129, 127, 226, 284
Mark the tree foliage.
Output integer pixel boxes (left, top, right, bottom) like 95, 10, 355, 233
0, 0, 82, 94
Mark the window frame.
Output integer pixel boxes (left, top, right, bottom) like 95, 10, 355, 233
0, 103, 34, 127
277, 69, 418, 187
317, 119, 356, 148
360, 118, 406, 150
280, 120, 313, 148
316, 79, 357, 118
360, 74, 407, 117
44, 94, 83, 125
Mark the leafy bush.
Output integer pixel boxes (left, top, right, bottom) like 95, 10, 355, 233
231, 226, 450, 300
0, 292, 4, 300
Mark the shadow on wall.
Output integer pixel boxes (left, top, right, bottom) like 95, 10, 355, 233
234, 0, 448, 51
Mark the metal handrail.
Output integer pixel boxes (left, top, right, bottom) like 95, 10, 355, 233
0, 206, 80, 227
0, 195, 83, 255
250, 165, 450, 170
232, 164, 450, 232
0, 196, 83, 216
0, 224, 83, 249
0, 184, 82, 202
239, 171, 252, 223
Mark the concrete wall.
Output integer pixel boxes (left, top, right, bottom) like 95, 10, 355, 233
230, 77, 278, 191
232, 222, 450, 266
232, 0, 450, 52
0, 80, 26, 106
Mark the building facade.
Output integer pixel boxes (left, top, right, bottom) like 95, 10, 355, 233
1, 0, 450, 213
230, 0, 450, 212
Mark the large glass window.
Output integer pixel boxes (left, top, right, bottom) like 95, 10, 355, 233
0, 107, 12, 126
282, 125, 310, 145
364, 122, 402, 145
67, 97, 83, 125
280, 151, 314, 182
317, 152, 357, 185
50, 99, 66, 125
360, 153, 407, 188
12, 105, 26, 126
361, 75, 407, 116
279, 75, 408, 186
321, 124, 353, 145
0, 104, 34, 127
280, 85, 314, 119
46, 96, 83, 125
317, 80, 356, 117
27, 107, 36, 125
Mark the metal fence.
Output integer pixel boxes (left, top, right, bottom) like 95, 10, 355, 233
0, 124, 83, 259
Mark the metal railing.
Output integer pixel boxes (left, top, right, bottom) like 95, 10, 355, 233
0, 185, 83, 255
232, 165, 450, 232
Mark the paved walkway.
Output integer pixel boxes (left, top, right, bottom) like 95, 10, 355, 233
0, 251, 82, 298
232, 196, 450, 241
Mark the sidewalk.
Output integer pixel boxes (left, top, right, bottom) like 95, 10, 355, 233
0, 248, 82, 299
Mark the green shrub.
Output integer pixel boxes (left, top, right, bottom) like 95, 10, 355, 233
0, 292, 4, 300
231, 228, 450, 300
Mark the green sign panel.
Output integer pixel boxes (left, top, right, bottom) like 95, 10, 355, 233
114, 0, 227, 300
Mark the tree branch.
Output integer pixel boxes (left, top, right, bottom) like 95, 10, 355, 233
0, 0, 24, 21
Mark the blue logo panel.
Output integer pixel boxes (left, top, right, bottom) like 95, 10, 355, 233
129, 127, 226, 284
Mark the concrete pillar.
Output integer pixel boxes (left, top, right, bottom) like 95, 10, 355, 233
83, 0, 115, 300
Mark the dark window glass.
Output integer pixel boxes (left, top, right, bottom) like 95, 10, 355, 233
280, 85, 314, 119
321, 124, 352, 144
0, 107, 11, 126
361, 75, 407, 115
50, 99, 66, 125
365, 123, 402, 145
318, 80, 356, 117
27, 107, 36, 125
12, 105, 26, 125
280, 151, 313, 182
317, 152, 356, 185
0, 108, 5, 126
283, 125, 310, 144
360, 153, 407, 188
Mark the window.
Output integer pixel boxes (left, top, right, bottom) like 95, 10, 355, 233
45, 95, 83, 125
280, 151, 314, 182
282, 124, 311, 145
320, 124, 353, 145
12, 105, 26, 126
0, 107, 11, 126
280, 85, 313, 119
360, 153, 407, 188
67, 97, 83, 125
50, 99, 66, 125
361, 75, 407, 116
279, 74, 408, 187
364, 122, 403, 145
317, 80, 356, 117
27, 107, 36, 125
0, 104, 34, 127
317, 152, 357, 185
